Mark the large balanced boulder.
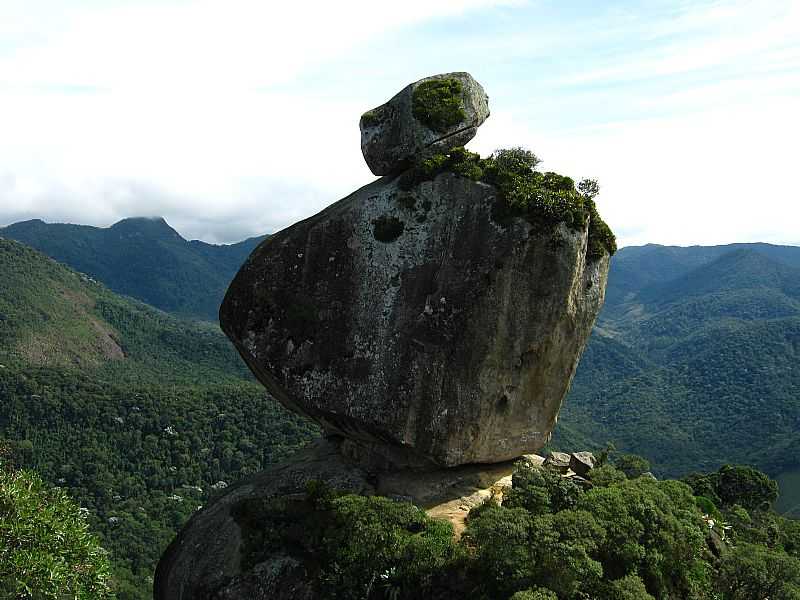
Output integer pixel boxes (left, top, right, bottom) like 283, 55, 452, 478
220, 172, 609, 468
360, 72, 489, 175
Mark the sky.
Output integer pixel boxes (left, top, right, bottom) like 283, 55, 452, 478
0, 0, 798, 247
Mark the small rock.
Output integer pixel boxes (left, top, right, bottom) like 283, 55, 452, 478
359, 72, 489, 175
569, 451, 596, 477
543, 451, 572, 473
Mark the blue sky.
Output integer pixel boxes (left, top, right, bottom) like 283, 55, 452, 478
0, 0, 798, 246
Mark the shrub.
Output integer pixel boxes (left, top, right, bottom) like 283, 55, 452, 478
715, 543, 800, 599
396, 146, 616, 259
510, 587, 558, 600
694, 496, 722, 520
715, 465, 778, 511
232, 489, 458, 600
589, 464, 628, 487
0, 465, 113, 599
614, 454, 651, 479
685, 465, 779, 511
504, 463, 582, 514
606, 574, 656, 600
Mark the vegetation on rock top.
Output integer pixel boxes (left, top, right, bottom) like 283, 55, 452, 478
223, 459, 800, 599
411, 78, 466, 133
398, 146, 616, 259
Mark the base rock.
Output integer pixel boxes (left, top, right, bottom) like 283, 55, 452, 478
220, 172, 609, 468
154, 440, 540, 600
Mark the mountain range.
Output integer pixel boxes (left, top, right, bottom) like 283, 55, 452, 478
0, 235, 315, 599
559, 242, 800, 517
0, 217, 266, 321
2, 217, 799, 519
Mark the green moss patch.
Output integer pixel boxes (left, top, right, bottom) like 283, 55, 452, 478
397, 146, 617, 259
412, 78, 466, 133
360, 108, 383, 128
373, 215, 405, 243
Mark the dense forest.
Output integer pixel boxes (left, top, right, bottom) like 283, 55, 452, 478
3, 224, 800, 596
559, 243, 800, 511
5, 216, 799, 490
217, 457, 800, 599
0, 239, 317, 598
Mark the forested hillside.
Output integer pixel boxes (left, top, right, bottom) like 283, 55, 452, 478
0, 238, 317, 598
5, 216, 799, 497
0, 217, 266, 321
560, 243, 800, 514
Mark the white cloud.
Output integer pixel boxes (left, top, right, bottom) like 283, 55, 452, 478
0, 0, 798, 248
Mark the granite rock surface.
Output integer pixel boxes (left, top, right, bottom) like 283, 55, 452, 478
220, 171, 608, 467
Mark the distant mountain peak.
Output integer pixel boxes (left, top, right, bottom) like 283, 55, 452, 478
0, 216, 268, 320
109, 216, 184, 241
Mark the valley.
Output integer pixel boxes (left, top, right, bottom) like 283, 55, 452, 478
2, 219, 799, 597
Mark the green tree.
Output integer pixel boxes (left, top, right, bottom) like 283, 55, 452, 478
528, 510, 606, 598
614, 454, 651, 479
504, 463, 582, 514
716, 465, 779, 511
589, 464, 628, 487
510, 587, 558, 600
606, 575, 656, 600
0, 463, 113, 599
716, 544, 800, 599
578, 178, 600, 200
462, 505, 533, 597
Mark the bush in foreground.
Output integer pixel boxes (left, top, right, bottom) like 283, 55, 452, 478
0, 459, 113, 599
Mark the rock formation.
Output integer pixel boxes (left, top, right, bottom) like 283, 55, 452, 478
218, 75, 607, 468
155, 72, 612, 599
360, 72, 489, 175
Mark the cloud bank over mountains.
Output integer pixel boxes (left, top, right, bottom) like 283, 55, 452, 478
1, 0, 798, 246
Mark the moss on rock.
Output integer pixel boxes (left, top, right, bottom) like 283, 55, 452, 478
397, 146, 616, 259
412, 78, 466, 133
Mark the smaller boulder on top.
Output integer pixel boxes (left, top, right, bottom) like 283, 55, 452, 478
359, 72, 489, 175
